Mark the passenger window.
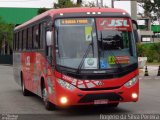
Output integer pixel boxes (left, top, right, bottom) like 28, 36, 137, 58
28, 27, 33, 50
23, 29, 27, 50
33, 25, 40, 49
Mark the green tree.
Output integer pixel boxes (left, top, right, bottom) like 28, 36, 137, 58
54, 0, 80, 8
83, 1, 97, 7
38, 8, 50, 14
137, 43, 160, 63
138, 0, 160, 23
77, 0, 82, 5
152, 42, 160, 62
137, 43, 146, 57
0, 17, 14, 53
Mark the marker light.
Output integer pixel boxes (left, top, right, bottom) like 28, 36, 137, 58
87, 12, 91, 14
132, 93, 138, 99
97, 12, 101, 14
124, 76, 138, 88
60, 13, 63, 16
122, 12, 126, 15
60, 97, 68, 104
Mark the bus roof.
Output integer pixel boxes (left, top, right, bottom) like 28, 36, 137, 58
15, 7, 129, 30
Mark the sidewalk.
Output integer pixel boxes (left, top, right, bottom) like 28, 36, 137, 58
139, 65, 159, 76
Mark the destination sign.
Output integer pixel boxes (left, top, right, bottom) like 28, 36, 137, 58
60, 19, 90, 25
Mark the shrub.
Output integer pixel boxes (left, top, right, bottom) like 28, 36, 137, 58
137, 42, 160, 63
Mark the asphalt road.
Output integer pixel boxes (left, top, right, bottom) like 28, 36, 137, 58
0, 65, 160, 120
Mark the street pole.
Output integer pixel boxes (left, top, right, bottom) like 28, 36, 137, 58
101, 0, 103, 7
111, 0, 114, 8
96, 0, 98, 7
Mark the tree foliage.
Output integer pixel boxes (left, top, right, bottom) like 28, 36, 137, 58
0, 17, 14, 50
138, 0, 160, 23
54, 0, 101, 8
54, 0, 80, 9
38, 8, 50, 14
137, 43, 160, 62
83, 1, 97, 7
77, 0, 82, 5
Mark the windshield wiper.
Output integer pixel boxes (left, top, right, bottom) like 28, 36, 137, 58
56, 27, 61, 58
100, 31, 122, 70
76, 33, 94, 74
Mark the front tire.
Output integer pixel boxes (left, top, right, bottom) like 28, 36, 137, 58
41, 83, 56, 110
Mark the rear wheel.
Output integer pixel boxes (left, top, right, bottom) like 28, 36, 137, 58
41, 82, 56, 110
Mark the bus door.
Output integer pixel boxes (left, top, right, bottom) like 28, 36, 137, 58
44, 25, 55, 96
32, 24, 42, 94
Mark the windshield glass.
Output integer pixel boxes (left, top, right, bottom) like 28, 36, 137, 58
55, 18, 137, 70
96, 18, 137, 69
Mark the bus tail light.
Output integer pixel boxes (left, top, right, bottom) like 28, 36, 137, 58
124, 76, 138, 88
57, 79, 76, 90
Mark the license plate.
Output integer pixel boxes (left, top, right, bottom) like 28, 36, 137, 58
94, 99, 108, 105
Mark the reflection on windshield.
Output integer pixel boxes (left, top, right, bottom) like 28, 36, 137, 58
98, 30, 124, 50
55, 18, 98, 69
96, 18, 137, 69
55, 18, 137, 70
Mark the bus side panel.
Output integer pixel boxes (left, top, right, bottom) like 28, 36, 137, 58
13, 52, 21, 86
20, 52, 55, 98
32, 52, 45, 96
21, 52, 35, 92
32, 52, 57, 102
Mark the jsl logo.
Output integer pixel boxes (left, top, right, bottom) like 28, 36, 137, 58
100, 19, 129, 27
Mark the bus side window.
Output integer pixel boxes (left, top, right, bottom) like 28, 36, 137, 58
28, 27, 33, 50
22, 30, 24, 50
26, 28, 29, 50
40, 22, 46, 49
16, 33, 19, 51
19, 31, 22, 50
23, 29, 27, 50
33, 25, 40, 49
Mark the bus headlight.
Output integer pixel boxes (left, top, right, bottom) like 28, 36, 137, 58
57, 79, 76, 90
60, 97, 68, 104
132, 93, 138, 99
124, 76, 138, 88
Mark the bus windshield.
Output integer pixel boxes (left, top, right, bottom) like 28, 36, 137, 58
55, 18, 137, 71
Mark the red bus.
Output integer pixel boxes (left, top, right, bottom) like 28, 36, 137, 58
13, 7, 139, 110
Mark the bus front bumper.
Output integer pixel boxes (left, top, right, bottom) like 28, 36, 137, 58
52, 79, 139, 107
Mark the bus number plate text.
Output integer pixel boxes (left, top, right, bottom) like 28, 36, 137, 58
94, 99, 108, 104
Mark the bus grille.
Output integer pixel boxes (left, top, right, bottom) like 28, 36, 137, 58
78, 93, 122, 103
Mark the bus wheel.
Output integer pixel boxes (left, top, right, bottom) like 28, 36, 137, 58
21, 76, 31, 96
42, 84, 56, 110
107, 103, 119, 108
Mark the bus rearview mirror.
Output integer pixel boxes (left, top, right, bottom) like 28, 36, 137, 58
132, 20, 141, 43
46, 31, 53, 46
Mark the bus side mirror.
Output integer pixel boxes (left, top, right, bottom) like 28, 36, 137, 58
132, 20, 141, 43
46, 31, 53, 46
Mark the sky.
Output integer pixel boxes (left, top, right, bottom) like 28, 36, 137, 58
0, 0, 142, 14
0, 0, 157, 25
0, 0, 112, 8
0, 0, 147, 23
0, 0, 55, 8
